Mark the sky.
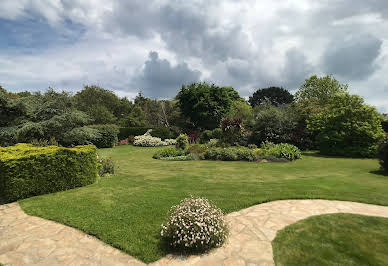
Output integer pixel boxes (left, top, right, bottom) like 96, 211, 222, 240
0, 0, 387, 112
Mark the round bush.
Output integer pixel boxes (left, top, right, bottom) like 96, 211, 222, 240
161, 197, 228, 252
378, 136, 388, 172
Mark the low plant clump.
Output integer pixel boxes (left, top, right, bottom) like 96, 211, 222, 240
97, 156, 115, 177
259, 141, 301, 161
161, 197, 228, 252
204, 146, 257, 161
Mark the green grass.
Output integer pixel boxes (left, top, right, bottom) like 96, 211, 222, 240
20, 145, 388, 263
273, 214, 388, 265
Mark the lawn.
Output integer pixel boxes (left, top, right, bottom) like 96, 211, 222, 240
272, 213, 388, 265
20, 145, 388, 263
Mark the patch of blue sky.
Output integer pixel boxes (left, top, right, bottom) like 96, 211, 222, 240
0, 17, 85, 54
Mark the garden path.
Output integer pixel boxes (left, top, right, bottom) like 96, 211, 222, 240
1, 200, 388, 266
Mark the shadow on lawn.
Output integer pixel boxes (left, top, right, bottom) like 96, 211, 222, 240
369, 170, 388, 177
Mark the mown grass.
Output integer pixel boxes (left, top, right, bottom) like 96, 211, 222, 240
20, 145, 388, 263
273, 213, 388, 266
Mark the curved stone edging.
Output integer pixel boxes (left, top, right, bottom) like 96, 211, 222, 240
1, 200, 388, 266
151, 200, 388, 266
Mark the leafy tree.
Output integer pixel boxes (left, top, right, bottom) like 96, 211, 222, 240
120, 106, 147, 127
74, 85, 120, 124
249, 87, 294, 107
227, 100, 254, 129
295, 75, 348, 106
251, 102, 299, 145
176, 82, 241, 130
308, 92, 385, 157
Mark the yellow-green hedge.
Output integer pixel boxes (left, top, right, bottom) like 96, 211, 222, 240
0, 143, 97, 202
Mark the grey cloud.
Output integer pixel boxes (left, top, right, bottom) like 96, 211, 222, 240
283, 49, 314, 89
133, 51, 201, 98
322, 34, 382, 80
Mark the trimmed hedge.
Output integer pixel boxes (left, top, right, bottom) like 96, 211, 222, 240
118, 127, 174, 140
0, 143, 97, 202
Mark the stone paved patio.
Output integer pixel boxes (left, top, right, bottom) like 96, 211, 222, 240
1, 200, 388, 266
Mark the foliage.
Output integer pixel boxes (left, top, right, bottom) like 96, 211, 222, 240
204, 146, 257, 161
153, 147, 185, 159
30, 137, 59, 147
248, 144, 257, 149
175, 134, 189, 150
199, 128, 222, 144
97, 157, 115, 177
0, 143, 97, 202
61, 126, 100, 146
0, 88, 93, 147
227, 100, 254, 128
251, 103, 299, 145
120, 105, 147, 127
74, 85, 122, 124
249, 87, 294, 107
308, 93, 385, 157
378, 136, 388, 172
161, 197, 227, 252
133, 130, 176, 147
295, 75, 348, 105
220, 117, 245, 145
273, 214, 388, 266
118, 127, 174, 140
160, 154, 197, 161
88, 124, 119, 148
176, 82, 241, 130
259, 141, 302, 161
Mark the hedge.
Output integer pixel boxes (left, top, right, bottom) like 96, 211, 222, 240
118, 127, 174, 140
0, 143, 97, 202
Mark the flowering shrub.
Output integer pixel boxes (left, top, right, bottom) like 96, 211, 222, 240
119, 139, 129, 145
164, 138, 177, 145
161, 197, 228, 252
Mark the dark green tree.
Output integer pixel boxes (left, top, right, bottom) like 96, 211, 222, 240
249, 87, 294, 107
176, 82, 241, 130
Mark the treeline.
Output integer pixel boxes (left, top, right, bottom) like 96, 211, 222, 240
1, 75, 387, 157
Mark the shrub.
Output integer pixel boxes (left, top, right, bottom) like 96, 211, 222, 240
378, 136, 388, 172
118, 127, 174, 140
128, 135, 135, 144
153, 147, 185, 159
204, 147, 257, 161
176, 134, 189, 150
259, 142, 301, 161
248, 144, 257, 149
119, 139, 129, 145
199, 128, 222, 144
88, 124, 119, 148
161, 197, 228, 252
308, 93, 385, 157
97, 157, 115, 176
61, 126, 100, 146
220, 117, 244, 145
0, 143, 97, 202
30, 137, 59, 147
160, 154, 197, 161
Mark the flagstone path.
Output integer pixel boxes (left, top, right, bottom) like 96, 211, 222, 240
1, 200, 388, 266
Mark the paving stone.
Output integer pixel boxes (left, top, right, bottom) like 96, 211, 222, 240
1, 200, 388, 265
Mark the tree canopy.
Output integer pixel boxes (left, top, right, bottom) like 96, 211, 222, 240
249, 87, 294, 107
176, 82, 241, 130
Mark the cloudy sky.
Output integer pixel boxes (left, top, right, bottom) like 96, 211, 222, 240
0, 0, 387, 112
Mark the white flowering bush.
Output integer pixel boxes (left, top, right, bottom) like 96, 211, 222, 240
132, 130, 176, 147
161, 197, 228, 252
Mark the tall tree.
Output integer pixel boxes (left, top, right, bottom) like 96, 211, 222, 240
176, 82, 241, 130
249, 87, 294, 107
